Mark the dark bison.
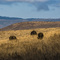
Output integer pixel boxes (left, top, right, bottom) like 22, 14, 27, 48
9, 36, 17, 40
38, 32, 44, 39
31, 30, 37, 35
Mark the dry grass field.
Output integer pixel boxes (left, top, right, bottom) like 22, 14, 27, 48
0, 27, 60, 60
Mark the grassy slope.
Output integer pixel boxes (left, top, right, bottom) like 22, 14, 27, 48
0, 27, 60, 60
0, 21, 60, 31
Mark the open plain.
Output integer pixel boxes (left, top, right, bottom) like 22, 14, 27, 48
0, 21, 60, 60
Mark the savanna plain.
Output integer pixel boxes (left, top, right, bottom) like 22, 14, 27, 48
0, 27, 60, 60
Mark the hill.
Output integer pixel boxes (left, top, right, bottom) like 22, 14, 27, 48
0, 16, 60, 29
0, 21, 60, 31
0, 27, 60, 60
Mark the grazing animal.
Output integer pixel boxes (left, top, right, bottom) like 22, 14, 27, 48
31, 30, 37, 35
9, 36, 17, 40
38, 32, 44, 39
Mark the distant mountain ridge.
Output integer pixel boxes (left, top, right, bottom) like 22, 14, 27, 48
0, 16, 22, 20
0, 16, 60, 20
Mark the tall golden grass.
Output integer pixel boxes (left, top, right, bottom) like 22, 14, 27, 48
0, 27, 60, 60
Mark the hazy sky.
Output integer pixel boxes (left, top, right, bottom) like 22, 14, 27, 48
0, 0, 60, 18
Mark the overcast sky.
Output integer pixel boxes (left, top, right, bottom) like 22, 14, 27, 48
0, 0, 60, 18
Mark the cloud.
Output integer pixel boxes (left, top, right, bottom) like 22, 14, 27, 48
0, 0, 48, 2
32, 0, 60, 11
54, 3, 60, 7
32, 2, 49, 11
0, 0, 60, 11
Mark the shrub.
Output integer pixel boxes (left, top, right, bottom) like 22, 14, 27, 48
38, 32, 44, 39
30, 30, 37, 35
9, 36, 17, 40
